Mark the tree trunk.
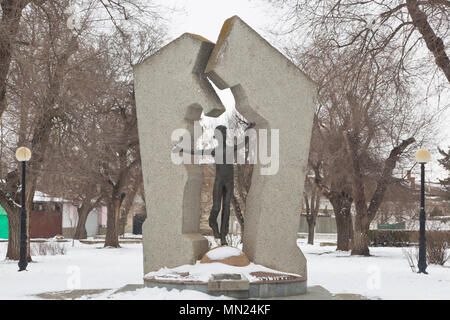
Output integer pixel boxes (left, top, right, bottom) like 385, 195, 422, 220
104, 198, 121, 248
307, 220, 315, 245
118, 210, 127, 236
73, 205, 91, 240
231, 163, 253, 232
0, 168, 32, 261
304, 184, 320, 245
351, 214, 370, 256
311, 162, 353, 251
118, 182, 141, 236
335, 211, 353, 251
230, 194, 244, 232
331, 195, 354, 251
5, 208, 20, 260
5, 199, 32, 261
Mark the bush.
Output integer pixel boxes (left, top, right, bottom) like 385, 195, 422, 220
402, 247, 418, 273
373, 230, 450, 266
369, 230, 415, 247
429, 207, 443, 217
31, 241, 67, 256
369, 229, 450, 248
426, 231, 450, 265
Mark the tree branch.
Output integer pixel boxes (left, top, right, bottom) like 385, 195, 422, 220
367, 137, 416, 219
406, 0, 450, 82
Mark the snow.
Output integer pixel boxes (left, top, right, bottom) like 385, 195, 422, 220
299, 236, 450, 300
33, 191, 69, 203
79, 287, 231, 300
0, 241, 144, 300
1, 236, 449, 300
401, 218, 450, 231
205, 246, 242, 260
145, 260, 299, 283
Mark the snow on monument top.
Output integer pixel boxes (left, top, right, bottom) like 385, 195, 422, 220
206, 246, 242, 260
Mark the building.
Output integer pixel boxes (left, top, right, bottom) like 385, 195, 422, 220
61, 204, 108, 238
0, 206, 7, 239
0, 192, 108, 239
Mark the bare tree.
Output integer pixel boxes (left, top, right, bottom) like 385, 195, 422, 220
268, 0, 450, 84
0, 0, 31, 119
0, 1, 81, 260
311, 159, 354, 251
303, 175, 321, 245
0, 0, 165, 120
289, 33, 439, 255
118, 175, 143, 236
0, 0, 166, 257
438, 147, 450, 199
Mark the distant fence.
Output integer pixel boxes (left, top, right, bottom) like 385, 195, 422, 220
298, 215, 337, 234
30, 210, 62, 238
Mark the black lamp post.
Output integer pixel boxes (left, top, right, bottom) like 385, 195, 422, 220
16, 146, 31, 272
415, 149, 431, 274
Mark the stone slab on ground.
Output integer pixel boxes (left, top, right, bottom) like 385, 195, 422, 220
208, 274, 250, 291
271, 285, 367, 300
33, 285, 367, 300
35, 289, 110, 300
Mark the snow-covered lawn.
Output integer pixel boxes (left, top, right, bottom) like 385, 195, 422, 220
299, 237, 450, 300
0, 237, 449, 300
0, 242, 144, 300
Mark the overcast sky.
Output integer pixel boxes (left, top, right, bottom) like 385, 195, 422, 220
152, 0, 449, 182
154, 0, 270, 42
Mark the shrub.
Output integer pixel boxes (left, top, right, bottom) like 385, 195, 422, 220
429, 207, 443, 217
369, 230, 415, 247
31, 242, 67, 256
426, 231, 450, 265
369, 229, 450, 248
402, 247, 418, 273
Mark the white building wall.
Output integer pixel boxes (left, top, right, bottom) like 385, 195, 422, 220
62, 203, 78, 228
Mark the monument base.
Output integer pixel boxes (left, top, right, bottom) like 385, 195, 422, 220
143, 246, 307, 298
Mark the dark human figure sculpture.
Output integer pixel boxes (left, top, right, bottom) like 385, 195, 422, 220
173, 123, 254, 246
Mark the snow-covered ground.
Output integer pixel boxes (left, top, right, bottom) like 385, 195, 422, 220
299, 236, 450, 300
0, 236, 449, 300
0, 242, 143, 300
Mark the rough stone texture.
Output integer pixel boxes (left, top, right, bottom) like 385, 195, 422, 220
134, 16, 316, 278
144, 276, 307, 298
134, 34, 226, 274
205, 16, 317, 277
208, 275, 250, 291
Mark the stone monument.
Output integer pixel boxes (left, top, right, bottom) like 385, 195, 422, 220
134, 16, 317, 288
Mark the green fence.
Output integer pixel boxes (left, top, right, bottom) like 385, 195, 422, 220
377, 222, 405, 230
0, 206, 8, 239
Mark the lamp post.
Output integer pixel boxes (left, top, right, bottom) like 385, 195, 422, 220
414, 149, 431, 274
16, 146, 32, 272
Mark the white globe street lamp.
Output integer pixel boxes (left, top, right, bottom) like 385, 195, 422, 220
414, 148, 431, 274
16, 146, 31, 271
